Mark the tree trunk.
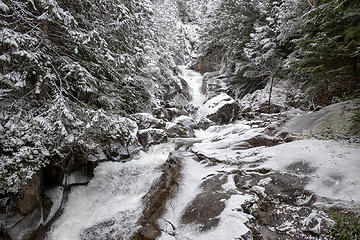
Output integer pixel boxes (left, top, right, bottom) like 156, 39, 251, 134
268, 73, 274, 113
353, 56, 358, 83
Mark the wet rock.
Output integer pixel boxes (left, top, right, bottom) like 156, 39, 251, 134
181, 174, 229, 231
137, 128, 167, 148
196, 117, 216, 130
195, 93, 240, 125
130, 113, 166, 130
133, 151, 184, 240
5, 205, 42, 240
165, 116, 196, 138
42, 187, 64, 224
64, 169, 91, 186
18, 172, 42, 215
244, 133, 281, 148
153, 107, 188, 122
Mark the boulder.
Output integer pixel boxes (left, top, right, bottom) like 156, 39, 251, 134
282, 100, 360, 142
17, 172, 42, 216
197, 117, 216, 130
130, 113, 166, 130
137, 129, 167, 148
153, 107, 188, 121
165, 116, 196, 138
195, 93, 240, 125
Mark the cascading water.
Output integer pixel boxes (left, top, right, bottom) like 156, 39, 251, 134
46, 67, 206, 240
179, 66, 205, 107
46, 143, 175, 240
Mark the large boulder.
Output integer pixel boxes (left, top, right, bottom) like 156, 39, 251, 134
195, 93, 240, 125
153, 107, 188, 121
137, 128, 167, 148
130, 113, 166, 130
282, 100, 360, 142
165, 116, 196, 138
239, 83, 288, 114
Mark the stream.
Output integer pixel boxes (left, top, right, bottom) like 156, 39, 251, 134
46, 65, 360, 239
46, 67, 206, 240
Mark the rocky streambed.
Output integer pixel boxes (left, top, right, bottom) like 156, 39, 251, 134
3, 67, 360, 240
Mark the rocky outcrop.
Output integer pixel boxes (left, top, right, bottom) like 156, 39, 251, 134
0, 114, 156, 240
132, 151, 184, 239
165, 115, 196, 138
130, 113, 166, 130
195, 93, 240, 125
138, 129, 167, 148
282, 100, 360, 142
191, 47, 224, 74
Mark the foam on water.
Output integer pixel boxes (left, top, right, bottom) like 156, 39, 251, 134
46, 143, 175, 240
179, 66, 205, 106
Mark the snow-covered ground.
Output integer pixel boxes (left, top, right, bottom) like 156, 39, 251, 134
46, 143, 174, 240
252, 139, 360, 203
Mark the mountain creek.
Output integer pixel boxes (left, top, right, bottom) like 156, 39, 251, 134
40, 67, 359, 240
2, 0, 360, 239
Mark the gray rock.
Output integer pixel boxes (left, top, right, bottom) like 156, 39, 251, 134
153, 107, 188, 121
137, 128, 167, 148
282, 100, 360, 141
130, 113, 166, 130
195, 93, 240, 125
165, 116, 196, 138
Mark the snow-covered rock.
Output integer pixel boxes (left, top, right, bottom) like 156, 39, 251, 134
165, 115, 197, 138
195, 93, 240, 124
137, 128, 167, 148
130, 113, 166, 130
239, 81, 289, 114
282, 100, 360, 142
153, 107, 188, 121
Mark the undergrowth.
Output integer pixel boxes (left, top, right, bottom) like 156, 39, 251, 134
327, 210, 360, 240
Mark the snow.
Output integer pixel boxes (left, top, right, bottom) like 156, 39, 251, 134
249, 139, 360, 203
47, 143, 174, 240
195, 93, 237, 121
192, 122, 266, 163
0, 0, 9, 12
159, 153, 240, 240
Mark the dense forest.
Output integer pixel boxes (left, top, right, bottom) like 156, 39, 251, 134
0, 0, 359, 239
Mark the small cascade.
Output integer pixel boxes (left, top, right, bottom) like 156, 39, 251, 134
46, 144, 175, 240
179, 66, 205, 107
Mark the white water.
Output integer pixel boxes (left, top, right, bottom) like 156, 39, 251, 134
47, 143, 175, 240
179, 66, 205, 106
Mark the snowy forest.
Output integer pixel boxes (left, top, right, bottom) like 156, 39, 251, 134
1, 0, 360, 239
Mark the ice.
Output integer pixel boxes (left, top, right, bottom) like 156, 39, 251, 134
46, 143, 174, 240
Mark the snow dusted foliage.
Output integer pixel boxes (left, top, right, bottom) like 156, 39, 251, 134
199, 0, 309, 98
0, 0, 190, 194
